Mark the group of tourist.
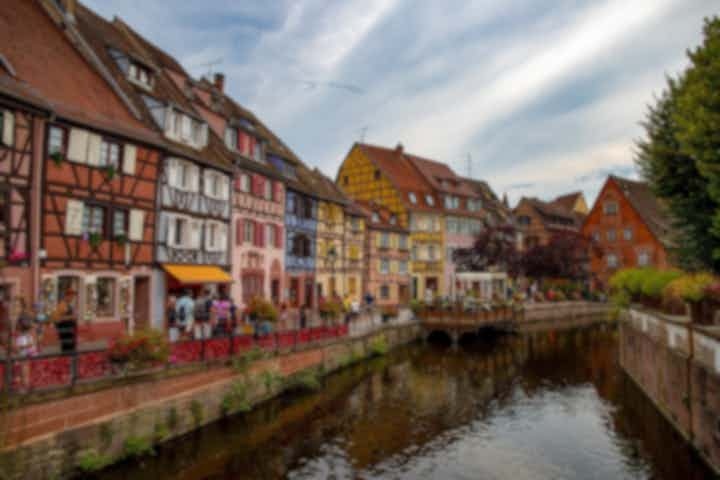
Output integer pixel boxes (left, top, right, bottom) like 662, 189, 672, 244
166, 288, 239, 342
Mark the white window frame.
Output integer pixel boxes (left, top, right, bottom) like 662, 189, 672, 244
607, 253, 619, 268
408, 192, 417, 204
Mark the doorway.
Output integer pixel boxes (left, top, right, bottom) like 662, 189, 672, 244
133, 276, 150, 331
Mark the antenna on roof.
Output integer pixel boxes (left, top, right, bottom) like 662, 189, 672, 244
358, 126, 369, 142
189, 57, 224, 78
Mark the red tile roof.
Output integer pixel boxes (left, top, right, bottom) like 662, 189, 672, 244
609, 175, 672, 246
353, 200, 408, 233
0, 0, 156, 142
356, 143, 441, 212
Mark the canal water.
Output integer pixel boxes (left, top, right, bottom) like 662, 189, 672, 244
100, 322, 714, 479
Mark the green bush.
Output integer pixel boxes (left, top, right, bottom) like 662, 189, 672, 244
369, 336, 389, 356
76, 449, 113, 473
284, 369, 322, 393
122, 435, 154, 459
641, 270, 682, 298
663, 272, 716, 304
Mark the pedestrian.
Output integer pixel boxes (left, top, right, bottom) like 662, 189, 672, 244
167, 296, 179, 342
211, 291, 232, 337
52, 288, 77, 353
176, 289, 195, 339
299, 305, 308, 330
194, 288, 213, 339
14, 309, 37, 391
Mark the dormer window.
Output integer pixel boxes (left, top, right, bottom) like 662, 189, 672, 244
128, 61, 154, 90
389, 215, 397, 225
224, 124, 262, 162
408, 192, 417, 204
426, 195, 435, 206
372, 212, 379, 223
166, 108, 208, 149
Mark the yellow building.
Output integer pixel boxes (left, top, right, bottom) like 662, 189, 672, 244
343, 204, 366, 302
337, 143, 445, 299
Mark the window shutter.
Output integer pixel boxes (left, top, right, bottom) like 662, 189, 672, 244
275, 225, 283, 248
199, 123, 208, 147
86, 133, 102, 166
221, 175, 230, 199
166, 159, 177, 187
190, 164, 200, 192
65, 199, 84, 235
128, 209, 145, 241
123, 144, 137, 175
249, 136, 256, 158
190, 219, 202, 248
166, 215, 176, 247
204, 222, 213, 251
2, 110, 14, 147
391, 260, 398, 274
219, 223, 228, 250
235, 219, 243, 246
274, 182, 282, 202
68, 128, 89, 163
203, 170, 212, 196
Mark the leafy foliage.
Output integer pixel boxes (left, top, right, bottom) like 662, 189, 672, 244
521, 232, 595, 281
246, 297, 278, 321
108, 330, 169, 370
122, 435, 154, 459
76, 449, 113, 473
453, 224, 522, 278
635, 17, 720, 271
663, 272, 716, 304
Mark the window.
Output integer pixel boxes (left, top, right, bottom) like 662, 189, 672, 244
351, 218, 360, 231
224, 127, 237, 150
408, 192, 417, 204
239, 174, 250, 192
82, 205, 105, 236
91, 137, 120, 169
638, 250, 650, 266
267, 224, 275, 247
207, 223, 218, 249
603, 201, 618, 215
607, 230, 616, 242
244, 220, 254, 244
380, 258, 389, 274
372, 212, 379, 223
374, 169, 380, 180
389, 215, 397, 225
623, 228, 633, 240
302, 198, 314, 219
173, 217, 187, 247
381, 232, 390, 248
96, 278, 115, 316
264, 180, 272, 200
380, 285, 390, 299
468, 199, 483, 212
399, 235, 408, 249
411, 245, 418, 260
592, 231, 600, 242
428, 245, 436, 260
399, 260, 408, 274
607, 253, 619, 268
426, 194, 434, 206
128, 61, 153, 90
48, 126, 67, 156
112, 209, 128, 238
518, 216, 531, 226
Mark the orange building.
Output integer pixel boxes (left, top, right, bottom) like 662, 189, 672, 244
582, 175, 673, 286
514, 192, 587, 251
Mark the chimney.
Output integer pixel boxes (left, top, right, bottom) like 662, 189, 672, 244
395, 142, 404, 154
213, 73, 225, 92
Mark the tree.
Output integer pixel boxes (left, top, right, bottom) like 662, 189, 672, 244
521, 231, 595, 281
636, 16, 720, 271
452, 223, 522, 278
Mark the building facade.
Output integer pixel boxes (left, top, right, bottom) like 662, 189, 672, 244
337, 143, 445, 300
356, 201, 410, 308
284, 188, 317, 308
582, 175, 673, 286
343, 204, 366, 302
514, 193, 586, 252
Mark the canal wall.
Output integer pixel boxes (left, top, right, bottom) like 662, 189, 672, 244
0, 320, 422, 480
521, 301, 610, 324
619, 308, 720, 475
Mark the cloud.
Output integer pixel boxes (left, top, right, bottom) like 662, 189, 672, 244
82, 0, 718, 206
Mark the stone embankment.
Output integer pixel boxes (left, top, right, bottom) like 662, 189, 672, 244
0, 312, 420, 480
620, 307, 720, 475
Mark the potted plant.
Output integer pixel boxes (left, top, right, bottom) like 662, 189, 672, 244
104, 164, 117, 180
108, 330, 169, 374
115, 234, 127, 247
50, 151, 65, 166
663, 273, 716, 323
247, 297, 278, 323
89, 232, 102, 248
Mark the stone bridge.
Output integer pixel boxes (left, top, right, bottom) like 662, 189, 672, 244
417, 307, 519, 344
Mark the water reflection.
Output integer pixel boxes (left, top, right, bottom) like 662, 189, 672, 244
100, 324, 712, 480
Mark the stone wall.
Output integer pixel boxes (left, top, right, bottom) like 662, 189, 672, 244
620, 308, 720, 475
0, 321, 422, 480
521, 301, 610, 323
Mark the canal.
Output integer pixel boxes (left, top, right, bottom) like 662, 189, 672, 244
99, 322, 713, 479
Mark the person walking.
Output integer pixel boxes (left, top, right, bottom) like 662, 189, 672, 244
175, 289, 195, 339
166, 296, 179, 342
211, 291, 232, 337
193, 289, 212, 339
14, 308, 37, 391
52, 288, 77, 353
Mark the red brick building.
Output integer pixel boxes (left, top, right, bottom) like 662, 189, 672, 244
582, 175, 673, 285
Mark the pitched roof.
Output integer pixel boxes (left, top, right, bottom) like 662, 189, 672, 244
515, 196, 582, 232
73, 3, 233, 171
355, 143, 441, 212
610, 175, 672, 246
0, 0, 157, 143
552, 191, 584, 212
460, 177, 513, 225
353, 200, 408, 233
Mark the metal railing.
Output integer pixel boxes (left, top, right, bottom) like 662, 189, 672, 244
1, 325, 350, 395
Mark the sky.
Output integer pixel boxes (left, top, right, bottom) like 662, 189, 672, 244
84, 0, 718, 206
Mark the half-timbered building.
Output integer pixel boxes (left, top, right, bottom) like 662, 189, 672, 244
73, 6, 234, 326
181, 76, 286, 309
1, 0, 166, 345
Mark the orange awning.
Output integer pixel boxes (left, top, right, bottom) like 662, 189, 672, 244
162, 264, 232, 284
